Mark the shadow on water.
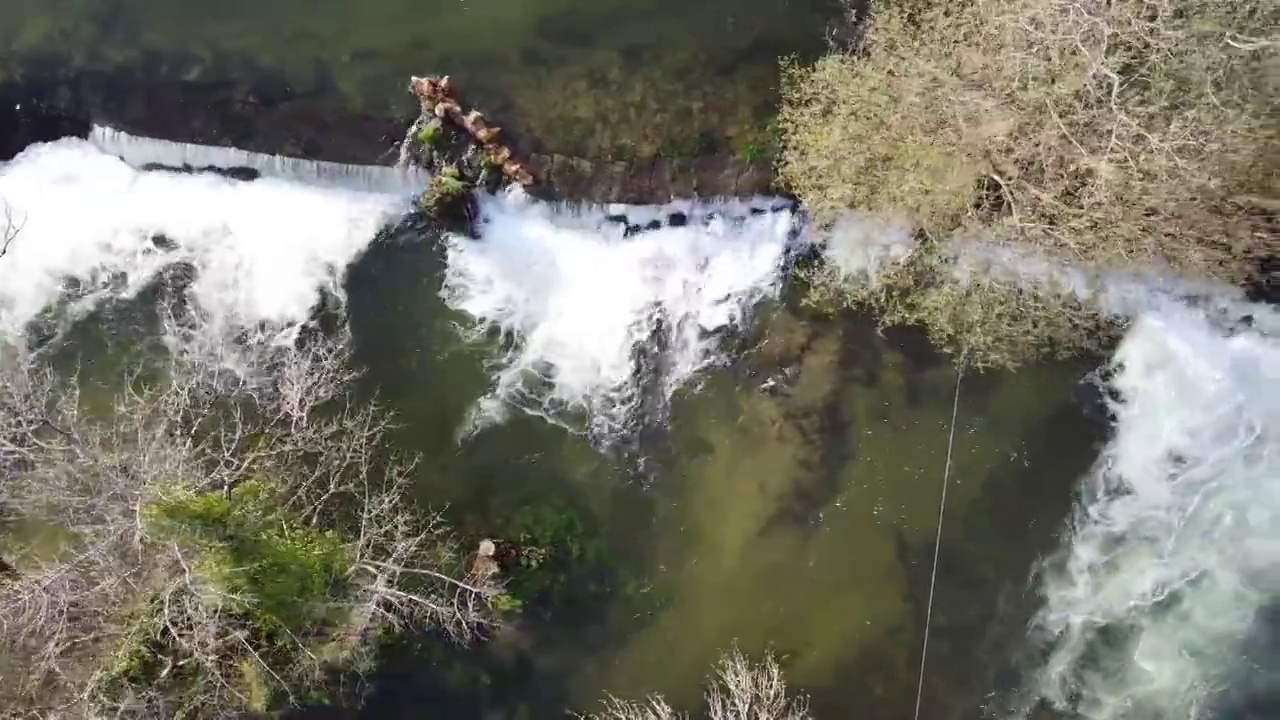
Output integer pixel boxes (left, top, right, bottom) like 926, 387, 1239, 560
893, 373, 1108, 720
0, 81, 90, 160
555, 299, 1106, 718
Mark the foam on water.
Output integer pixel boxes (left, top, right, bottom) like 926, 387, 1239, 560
821, 213, 917, 284
821, 222, 1274, 332
6, 133, 1273, 720
946, 238, 1276, 334
1016, 307, 1279, 719
818, 219, 1277, 717
441, 190, 798, 438
0, 138, 404, 350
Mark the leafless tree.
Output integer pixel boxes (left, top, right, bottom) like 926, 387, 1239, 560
580, 647, 812, 720
0, 332, 503, 718
0, 202, 21, 261
0, 206, 14, 258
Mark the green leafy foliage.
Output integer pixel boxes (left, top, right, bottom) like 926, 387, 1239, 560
417, 119, 444, 147
419, 164, 472, 219
144, 478, 352, 635
502, 503, 615, 616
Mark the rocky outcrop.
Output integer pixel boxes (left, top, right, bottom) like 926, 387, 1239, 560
409, 75, 535, 187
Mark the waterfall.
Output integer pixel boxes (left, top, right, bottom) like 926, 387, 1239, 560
89, 125, 431, 196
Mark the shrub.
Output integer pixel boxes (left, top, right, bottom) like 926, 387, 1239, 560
579, 647, 811, 720
144, 478, 354, 635
778, 0, 1276, 364
0, 340, 503, 718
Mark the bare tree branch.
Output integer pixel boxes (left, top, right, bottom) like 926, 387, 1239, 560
0, 202, 21, 260
578, 647, 811, 720
0, 337, 501, 718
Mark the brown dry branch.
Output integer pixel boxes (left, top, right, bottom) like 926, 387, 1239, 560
780, 0, 1277, 366
0, 202, 20, 260
705, 647, 812, 720
409, 74, 535, 186
579, 647, 811, 720
0, 336, 501, 718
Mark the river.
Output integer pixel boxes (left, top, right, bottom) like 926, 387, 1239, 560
0, 2, 1274, 720
343, 212, 1105, 717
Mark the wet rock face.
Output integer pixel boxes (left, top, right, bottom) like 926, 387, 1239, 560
599, 197, 799, 238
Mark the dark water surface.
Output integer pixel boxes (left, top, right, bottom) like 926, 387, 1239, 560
0, 0, 839, 158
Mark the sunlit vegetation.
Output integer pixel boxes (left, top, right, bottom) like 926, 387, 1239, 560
0, 335, 505, 718
779, 0, 1277, 366
580, 647, 811, 720
416, 118, 444, 147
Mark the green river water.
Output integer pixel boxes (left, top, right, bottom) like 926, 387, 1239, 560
0, 0, 841, 158
340, 232, 1102, 718
0, 2, 1107, 717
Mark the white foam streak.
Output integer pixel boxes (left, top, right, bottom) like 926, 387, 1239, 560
822, 213, 916, 284
820, 221, 1274, 331
0, 138, 402, 346
947, 238, 1275, 332
441, 191, 796, 436
815, 217, 1277, 718
1026, 310, 1279, 719
89, 125, 430, 196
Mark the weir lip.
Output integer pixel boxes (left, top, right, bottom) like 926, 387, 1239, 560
0, 67, 777, 206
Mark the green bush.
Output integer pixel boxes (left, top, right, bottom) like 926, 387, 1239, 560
144, 478, 353, 635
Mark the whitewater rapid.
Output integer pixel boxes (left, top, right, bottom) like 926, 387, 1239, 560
0, 138, 407, 351
820, 220, 1278, 719
0, 135, 801, 436
1019, 308, 1278, 719
440, 193, 799, 438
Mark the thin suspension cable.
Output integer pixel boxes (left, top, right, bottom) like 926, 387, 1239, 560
913, 363, 964, 720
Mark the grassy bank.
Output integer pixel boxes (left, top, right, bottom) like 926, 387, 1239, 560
778, 0, 1276, 366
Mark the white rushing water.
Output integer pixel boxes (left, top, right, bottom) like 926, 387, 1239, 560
822, 219, 1275, 333
89, 125, 431, 195
0, 138, 405, 353
820, 223, 1277, 719
441, 191, 799, 438
1023, 307, 1278, 720
2, 134, 802, 436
